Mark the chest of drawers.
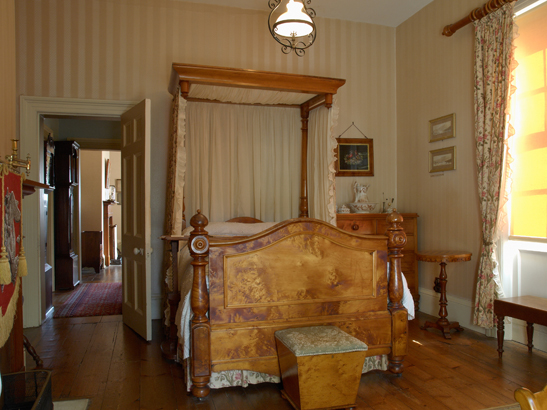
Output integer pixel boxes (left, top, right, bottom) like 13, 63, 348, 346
336, 212, 420, 310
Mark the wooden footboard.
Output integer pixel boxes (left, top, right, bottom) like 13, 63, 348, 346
183, 210, 408, 398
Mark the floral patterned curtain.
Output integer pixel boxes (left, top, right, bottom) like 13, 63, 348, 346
472, 3, 516, 329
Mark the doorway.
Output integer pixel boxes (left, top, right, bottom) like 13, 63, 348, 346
43, 117, 124, 318
19, 96, 137, 328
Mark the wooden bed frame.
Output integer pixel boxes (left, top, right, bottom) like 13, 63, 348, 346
162, 64, 408, 398
162, 210, 408, 398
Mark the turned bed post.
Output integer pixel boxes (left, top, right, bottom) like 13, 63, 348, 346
188, 210, 211, 397
386, 210, 408, 374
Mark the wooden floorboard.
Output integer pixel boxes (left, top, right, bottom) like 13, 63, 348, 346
23, 273, 547, 410
23, 311, 547, 410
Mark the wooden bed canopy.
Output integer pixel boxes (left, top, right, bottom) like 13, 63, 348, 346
168, 63, 346, 218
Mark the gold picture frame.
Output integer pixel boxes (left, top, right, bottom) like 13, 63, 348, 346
429, 146, 456, 173
429, 113, 455, 142
335, 138, 374, 177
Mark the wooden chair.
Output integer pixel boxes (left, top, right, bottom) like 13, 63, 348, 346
515, 384, 547, 410
482, 385, 547, 410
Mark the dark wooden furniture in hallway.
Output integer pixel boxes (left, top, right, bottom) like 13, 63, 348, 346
54, 141, 80, 290
494, 295, 547, 358
81, 231, 102, 273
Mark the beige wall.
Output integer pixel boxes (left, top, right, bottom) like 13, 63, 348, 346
396, 0, 485, 316
1, 0, 16, 155
15, 0, 398, 307
80, 150, 103, 231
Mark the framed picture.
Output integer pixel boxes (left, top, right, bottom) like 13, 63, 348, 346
429, 113, 455, 142
429, 146, 456, 173
44, 133, 55, 187
104, 159, 110, 188
115, 178, 122, 193
335, 138, 374, 177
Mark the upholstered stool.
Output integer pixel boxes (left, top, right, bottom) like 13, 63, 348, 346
275, 326, 368, 410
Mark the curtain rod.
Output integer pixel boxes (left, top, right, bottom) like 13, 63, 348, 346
442, 0, 517, 37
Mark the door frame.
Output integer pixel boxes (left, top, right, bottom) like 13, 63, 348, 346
20, 96, 137, 327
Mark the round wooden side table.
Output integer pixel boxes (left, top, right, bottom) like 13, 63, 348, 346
416, 250, 472, 339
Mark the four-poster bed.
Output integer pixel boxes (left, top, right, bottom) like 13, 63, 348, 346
161, 63, 410, 398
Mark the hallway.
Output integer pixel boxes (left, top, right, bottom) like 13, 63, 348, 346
52, 265, 122, 315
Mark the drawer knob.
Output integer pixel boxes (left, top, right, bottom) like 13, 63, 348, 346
352, 224, 359, 231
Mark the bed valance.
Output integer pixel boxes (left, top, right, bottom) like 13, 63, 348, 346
168, 63, 345, 108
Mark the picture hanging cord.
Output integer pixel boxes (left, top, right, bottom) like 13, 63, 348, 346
338, 122, 369, 139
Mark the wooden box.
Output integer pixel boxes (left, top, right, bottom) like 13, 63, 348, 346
81, 231, 102, 273
275, 326, 368, 410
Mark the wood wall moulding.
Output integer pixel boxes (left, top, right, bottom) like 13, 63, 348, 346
23, 179, 52, 197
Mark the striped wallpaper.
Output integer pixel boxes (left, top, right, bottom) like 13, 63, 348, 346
397, 0, 487, 302
15, 0, 398, 309
1, 0, 16, 154
12, 0, 501, 330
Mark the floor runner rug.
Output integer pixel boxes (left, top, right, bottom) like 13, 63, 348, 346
54, 283, 122, 318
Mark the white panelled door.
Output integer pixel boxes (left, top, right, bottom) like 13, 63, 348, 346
121, 99, 152, 341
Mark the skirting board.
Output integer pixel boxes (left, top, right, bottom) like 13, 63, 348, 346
510, 317, 547, 353
419, 287, 547, 353
152, 293, 162, 320
419, 287, 484, 334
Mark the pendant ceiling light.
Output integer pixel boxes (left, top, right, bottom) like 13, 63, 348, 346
268, 0, 316, 57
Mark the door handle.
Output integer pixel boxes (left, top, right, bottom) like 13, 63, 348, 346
133, 247, 144, 255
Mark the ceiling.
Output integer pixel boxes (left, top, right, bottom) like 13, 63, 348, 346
183, 0, 434, 27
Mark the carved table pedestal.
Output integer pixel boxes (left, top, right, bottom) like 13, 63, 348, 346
416, 250, 472, 339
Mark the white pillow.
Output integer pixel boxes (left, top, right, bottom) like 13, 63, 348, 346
181, 221, 278, 237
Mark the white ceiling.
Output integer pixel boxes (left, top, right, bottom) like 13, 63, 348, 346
184, 0, 434, 27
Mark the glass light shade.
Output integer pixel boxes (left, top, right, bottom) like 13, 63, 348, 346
274, 0, 313, 37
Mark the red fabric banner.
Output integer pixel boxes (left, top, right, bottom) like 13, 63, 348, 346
0, 168, 23, 348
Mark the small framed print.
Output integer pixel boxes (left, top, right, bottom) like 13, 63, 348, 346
429, 113, 455, 142
429, 146, 456, 173
115, 178, 122, 193
335, 138, 374, 177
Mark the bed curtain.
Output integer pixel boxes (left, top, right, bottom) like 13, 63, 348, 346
308, 99, 339, 225
185, 102, 302, 222
163, 86, 339, 292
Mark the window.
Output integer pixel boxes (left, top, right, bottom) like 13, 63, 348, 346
510, 1, 547, 240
